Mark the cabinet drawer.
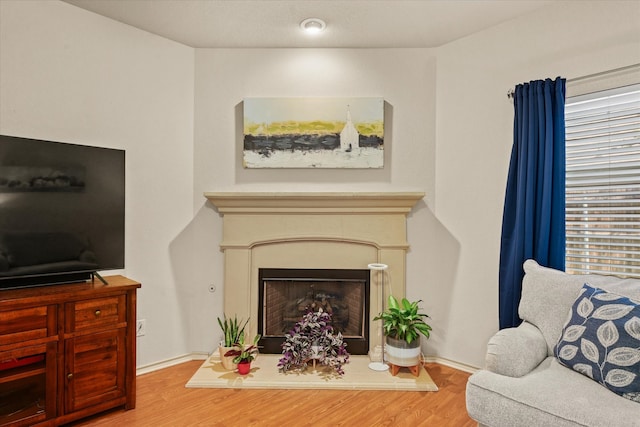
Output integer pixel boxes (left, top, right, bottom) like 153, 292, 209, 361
0, 306, 55, 347
66, 296, 125, 332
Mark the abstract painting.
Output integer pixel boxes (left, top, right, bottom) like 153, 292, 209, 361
243, 97, 384, 168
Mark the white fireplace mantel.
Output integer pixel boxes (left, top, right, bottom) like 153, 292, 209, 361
205, 191, 425, 214
205, 191, 425, 354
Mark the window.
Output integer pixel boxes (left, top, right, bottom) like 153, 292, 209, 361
565, 83, 640, 278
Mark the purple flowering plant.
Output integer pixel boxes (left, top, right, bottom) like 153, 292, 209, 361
277, 309, 350, 375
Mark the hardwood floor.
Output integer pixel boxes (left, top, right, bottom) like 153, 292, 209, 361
69, 361, 476, 426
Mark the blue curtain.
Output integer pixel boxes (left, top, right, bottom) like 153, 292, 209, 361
499, 77, 567, 329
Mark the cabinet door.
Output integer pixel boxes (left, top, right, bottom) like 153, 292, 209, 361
64, 328, 126, 413
0, 342, 56, 427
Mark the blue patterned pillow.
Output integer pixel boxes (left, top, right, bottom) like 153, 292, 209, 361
555, 283, 640, 403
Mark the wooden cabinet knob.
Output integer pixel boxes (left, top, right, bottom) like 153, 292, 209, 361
67, 373, 73, 380
95, 310, 101, 316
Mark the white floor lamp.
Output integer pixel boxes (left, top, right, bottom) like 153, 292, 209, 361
368, 263, 389, 371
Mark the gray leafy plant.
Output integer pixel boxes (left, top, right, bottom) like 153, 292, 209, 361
278, 309, 350, 375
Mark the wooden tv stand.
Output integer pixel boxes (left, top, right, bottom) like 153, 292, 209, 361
0, 276, 140, 426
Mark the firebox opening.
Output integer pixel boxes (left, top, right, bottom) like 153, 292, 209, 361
258, 268, 370, 355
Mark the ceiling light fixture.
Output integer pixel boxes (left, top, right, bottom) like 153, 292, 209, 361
300, 18, 326, 34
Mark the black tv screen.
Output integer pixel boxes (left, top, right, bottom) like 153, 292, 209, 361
0, 135, 125, 289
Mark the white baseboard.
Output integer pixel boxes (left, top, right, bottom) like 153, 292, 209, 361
136, 352, 479, 376
136, 352, 209, 376
424, 355, 479, 374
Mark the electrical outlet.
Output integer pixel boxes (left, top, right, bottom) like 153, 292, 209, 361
136, 319, 146, 337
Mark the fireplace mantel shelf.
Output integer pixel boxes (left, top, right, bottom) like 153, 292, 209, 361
204, 191, 425, 214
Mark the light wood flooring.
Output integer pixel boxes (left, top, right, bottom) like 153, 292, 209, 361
69, 361, 476, 427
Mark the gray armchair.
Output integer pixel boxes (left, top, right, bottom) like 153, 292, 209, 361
466, 260, 640, 427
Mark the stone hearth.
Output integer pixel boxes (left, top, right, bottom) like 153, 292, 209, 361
205, 191, 424, 355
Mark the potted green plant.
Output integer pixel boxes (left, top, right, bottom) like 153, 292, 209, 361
278, 309, 350, 376
224, 334, 261, 375
217, 314, 249, 370
373, 295, 432, 368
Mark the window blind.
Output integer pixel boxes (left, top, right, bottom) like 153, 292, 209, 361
565, 83, 640, 278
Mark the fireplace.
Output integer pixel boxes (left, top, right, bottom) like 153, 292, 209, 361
205, 191, 424, 357
258, 268, 370, 354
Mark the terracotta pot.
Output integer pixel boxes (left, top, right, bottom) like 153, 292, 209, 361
237, 360, 251, 375
219, 345, 239, 371
385, 336, 421, 367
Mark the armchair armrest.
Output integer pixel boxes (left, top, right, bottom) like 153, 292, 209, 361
485, 321, 547, 377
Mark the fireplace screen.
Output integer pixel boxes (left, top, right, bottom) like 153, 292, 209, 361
258, 268, 370, 355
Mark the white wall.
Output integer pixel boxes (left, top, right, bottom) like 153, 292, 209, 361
431, 1, 640, 367
192, 48, 437, 352
193, 2, 640, 369
2, 0, 639, 371
0, 0, 195, 367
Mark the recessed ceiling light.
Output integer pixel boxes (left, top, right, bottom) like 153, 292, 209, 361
300, 18, 326, 34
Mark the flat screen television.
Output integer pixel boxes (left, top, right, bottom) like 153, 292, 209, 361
0, 135, 125, 289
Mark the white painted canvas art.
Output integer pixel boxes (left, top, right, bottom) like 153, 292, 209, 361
243, 97, 384, 168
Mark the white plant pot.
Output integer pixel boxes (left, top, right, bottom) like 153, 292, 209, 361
219, 345, 239, 371
385, 336, 421, 367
